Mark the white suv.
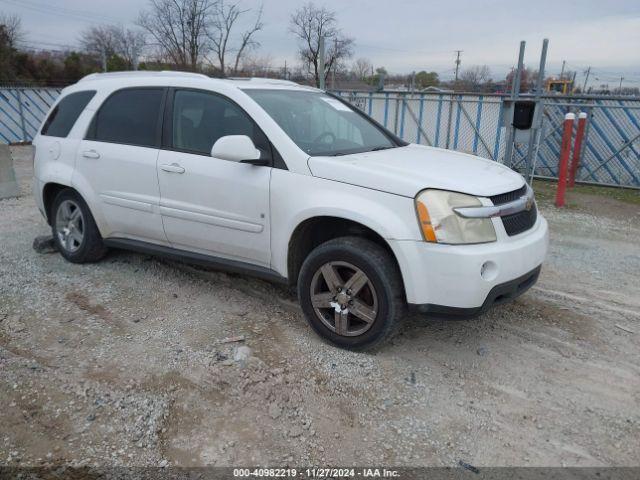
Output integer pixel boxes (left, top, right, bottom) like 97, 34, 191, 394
33, 71, 548, 349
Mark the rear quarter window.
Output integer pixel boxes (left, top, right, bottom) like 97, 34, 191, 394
86, 88, 164, 148
41, 90, 96, 138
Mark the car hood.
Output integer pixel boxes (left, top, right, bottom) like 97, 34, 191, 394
308, 144, 525, 198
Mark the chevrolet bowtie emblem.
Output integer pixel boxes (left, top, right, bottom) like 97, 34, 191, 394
525, 198, 533, 211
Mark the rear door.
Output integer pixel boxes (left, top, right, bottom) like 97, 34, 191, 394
74, 87, 167, 243
156, 88, 272, 266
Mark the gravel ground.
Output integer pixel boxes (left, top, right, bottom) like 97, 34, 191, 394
1, 146, 639, 467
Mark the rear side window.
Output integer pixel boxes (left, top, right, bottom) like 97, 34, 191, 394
41, 90, 96, 137
87, 88, 164, 148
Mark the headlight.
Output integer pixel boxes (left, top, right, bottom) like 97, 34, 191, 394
415, 190, 496, 244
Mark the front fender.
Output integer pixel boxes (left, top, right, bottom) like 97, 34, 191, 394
270, 170, 421, 278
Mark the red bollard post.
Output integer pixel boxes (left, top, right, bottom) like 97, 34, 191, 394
555, 112, 575, 208
568, 112, 588, 188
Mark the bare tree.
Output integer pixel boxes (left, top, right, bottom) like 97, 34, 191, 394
232, 5, 263, 75
138, 0, 214, 70
239, 52, 273, 77
208, 1, 263, 76
80, 25, 146, 68
290, 2, 354, 87
460, 65, 492, 91
0, 13, 23, 47
114, 27, 146, 68
80, 25, 119, 58
352, 57, 372, 80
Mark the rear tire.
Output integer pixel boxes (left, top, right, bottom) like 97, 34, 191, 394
297, 236, 406, 350
51, 189, 107, 263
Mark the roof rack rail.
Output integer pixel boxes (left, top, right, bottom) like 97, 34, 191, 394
79, 70, 210, 82
225, 77, 299, 86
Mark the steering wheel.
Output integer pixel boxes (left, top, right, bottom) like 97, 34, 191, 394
313, 131, 336, 144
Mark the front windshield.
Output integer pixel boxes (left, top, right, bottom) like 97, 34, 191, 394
244, 89, 398, 156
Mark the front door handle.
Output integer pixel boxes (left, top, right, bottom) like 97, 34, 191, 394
160, 163, 185, 174
82, 149, 100, 159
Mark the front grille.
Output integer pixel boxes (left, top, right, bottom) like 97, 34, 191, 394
490, 184, 537, 236
490, 184, 527, 205
501, 203, 537, 236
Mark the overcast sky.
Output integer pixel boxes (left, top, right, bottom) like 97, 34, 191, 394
4, 0, 640, 86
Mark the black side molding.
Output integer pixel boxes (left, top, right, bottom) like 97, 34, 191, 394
104, 238, 288, 284
411, 265, 541, 319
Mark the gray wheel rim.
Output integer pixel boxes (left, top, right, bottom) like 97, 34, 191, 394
55, 199, 84, 253
310, 261, 378, 337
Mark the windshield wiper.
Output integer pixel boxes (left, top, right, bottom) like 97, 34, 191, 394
369, 145, 395, 152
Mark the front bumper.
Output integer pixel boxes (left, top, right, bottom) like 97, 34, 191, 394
413, 265, 541, 318
389, 215, 548, 310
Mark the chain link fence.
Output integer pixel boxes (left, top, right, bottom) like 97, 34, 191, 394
1, 86, 639, 188
334, 90, 640, 189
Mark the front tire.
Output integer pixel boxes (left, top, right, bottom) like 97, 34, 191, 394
297, 236, 406, 350
51, 189, 107, 263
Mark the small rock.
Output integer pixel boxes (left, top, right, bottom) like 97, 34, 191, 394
234, 346, 252, 363
268, 403, 282, 419
86, 413, 96, 422
477, 347, 489, 356
32, 235, 57, 254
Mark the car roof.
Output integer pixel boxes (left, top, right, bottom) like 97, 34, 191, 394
75, 71, 319, 92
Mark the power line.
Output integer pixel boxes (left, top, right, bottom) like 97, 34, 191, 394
0, 0, 127, 25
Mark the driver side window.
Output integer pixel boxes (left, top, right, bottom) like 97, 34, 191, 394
171, 89, 268, 156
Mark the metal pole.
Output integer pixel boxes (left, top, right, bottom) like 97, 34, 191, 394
445, 50, 462, 151
16, 89, 27, 142
102, 48, 107, 72
318, 36, 325, 90
568, 112, 588, 187
524, 39, 548, 178
331, 38, 337, 89
503, 41, 526, 168
445, 93, 454, 149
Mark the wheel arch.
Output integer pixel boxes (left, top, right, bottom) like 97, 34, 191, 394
42, 182, 71, 225
286, 215, 406, 299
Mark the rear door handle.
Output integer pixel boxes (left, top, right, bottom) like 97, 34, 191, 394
82, 149, 100, 159
160, 163, 185, 174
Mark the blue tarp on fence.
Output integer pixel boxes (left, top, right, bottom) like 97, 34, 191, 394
1, 86, 639, 188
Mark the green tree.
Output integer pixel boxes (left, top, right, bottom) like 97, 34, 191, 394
415, 71, 439, 89
107, 53, 129, 71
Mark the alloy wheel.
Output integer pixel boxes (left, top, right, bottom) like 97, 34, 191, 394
55, 199, 84, 253
309, 261, 378, 336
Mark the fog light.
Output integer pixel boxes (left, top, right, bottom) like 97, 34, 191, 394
480, 261, 498, 281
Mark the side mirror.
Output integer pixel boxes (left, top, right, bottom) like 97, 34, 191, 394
210, 135, 266, 165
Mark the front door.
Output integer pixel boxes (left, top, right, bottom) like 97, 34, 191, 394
74, 87, 167, 243
157, 89, 271, 266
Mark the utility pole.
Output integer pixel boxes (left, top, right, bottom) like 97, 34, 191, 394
560, 60, 566, 80
445, 50, 463, 149
453, 50, 462, 89
582, 66, 591, 92
318, 36, 325, 90
283, 60, 287, 80
619, 76, 624, 92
